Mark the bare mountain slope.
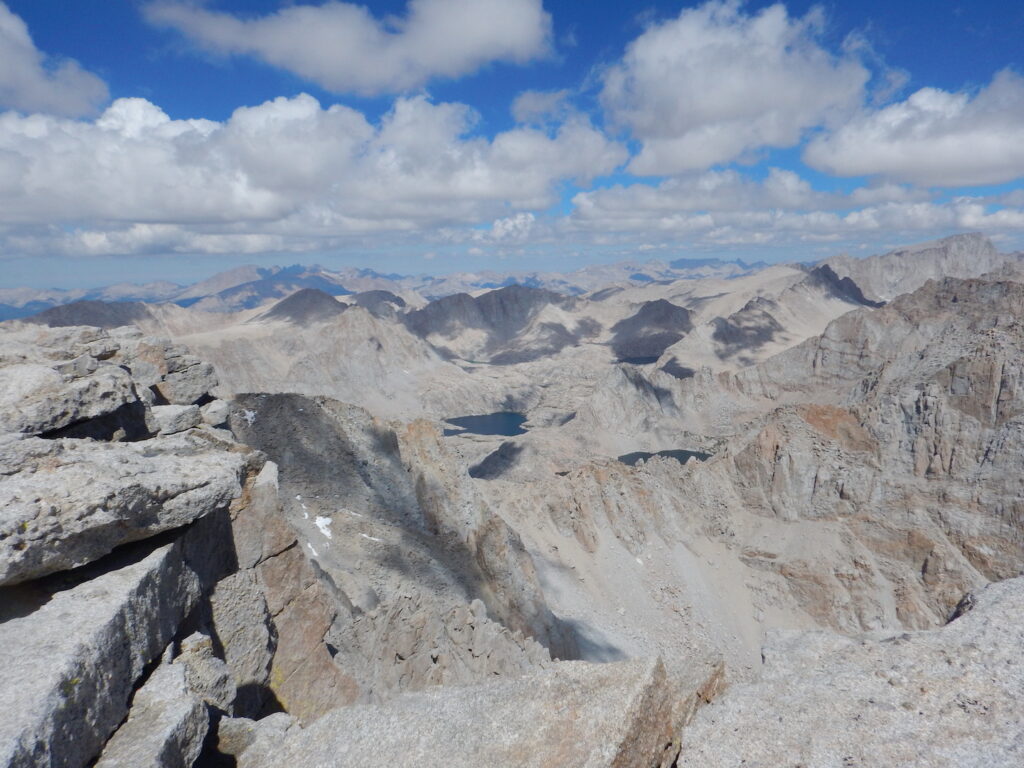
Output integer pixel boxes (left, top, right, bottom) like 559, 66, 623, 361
821, 232, 1019, 302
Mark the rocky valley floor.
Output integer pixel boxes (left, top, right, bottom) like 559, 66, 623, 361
2, 233, 1023, 766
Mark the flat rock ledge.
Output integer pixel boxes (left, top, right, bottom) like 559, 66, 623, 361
238, 657, 724, 768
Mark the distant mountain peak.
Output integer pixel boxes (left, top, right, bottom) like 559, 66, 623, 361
256, 288, 348, 325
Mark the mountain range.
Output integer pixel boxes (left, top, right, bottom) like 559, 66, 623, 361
3, 231, 1024, 766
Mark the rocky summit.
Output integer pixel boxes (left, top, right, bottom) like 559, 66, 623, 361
1, 233, 1023, 767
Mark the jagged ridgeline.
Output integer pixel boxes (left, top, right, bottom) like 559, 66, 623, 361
2, 233, 1024, 766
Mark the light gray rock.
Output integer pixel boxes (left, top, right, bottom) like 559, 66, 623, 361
679, 577, 1024, 767
0, 362, 136, 435
151, 404, 201, 435
94, 658, 208, 768
156, 357, 218, 406
208, 570, 274, 717
111, 336, 218, 405
0, 432, 251, 586
239, 657, 717, 768
224, 713, 296, 763
201, 399, 230, 427
0, 525, 220, 768
175, 632, 236, 712
822, 232, 1014, 302
54, 353, 99, 379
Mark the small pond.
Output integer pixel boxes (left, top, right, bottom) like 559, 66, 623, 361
617, 356, 660, 365
443, 412, 528, 437
618, 449, 711, 466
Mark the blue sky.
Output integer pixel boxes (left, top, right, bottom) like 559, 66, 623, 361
1, 0, 1023, 288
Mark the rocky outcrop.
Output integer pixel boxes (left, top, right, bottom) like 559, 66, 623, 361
4, 239, 1024, 767
0, 529, 215, 768
0, 323, 250, 767
821, 232, 1016, 303
94, 657, 208, 768
0, 432, 249, 586
404, 284, 588, 364
610, 299, 694, 362
679, 577, 1024, 766
237, 657, 722, 768
227, 394, 573, 705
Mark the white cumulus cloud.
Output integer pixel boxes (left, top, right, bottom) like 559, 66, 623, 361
0, 92, 625, 256
600, 0, 868, 175
0, 2, 108, 116
145, 0, 553, 96
804, 69, 1024, 187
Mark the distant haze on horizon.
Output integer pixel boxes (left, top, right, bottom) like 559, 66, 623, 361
1, 0, 1023, 289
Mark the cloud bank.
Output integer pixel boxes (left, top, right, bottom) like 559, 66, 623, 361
0, 0, 1023, 265
0, 92, 625, 255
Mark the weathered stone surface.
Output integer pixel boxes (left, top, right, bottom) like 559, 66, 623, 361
0, 432, 250, 586
211, 458, 360, 722
94, 657, 207, 768
155, 359, 218, 406
822, 232, 1011, 302
679, 578, 1024, 767
151, 404, 201, 435
226, 461, 293, 571
0, 525, 219, 768
0, 362, 136, 435
201, 398, 230, 426
258, 542, 360, 722
175, 632, 236, 712
240, 657, 716, 768
208, 570, 274, 716
221, 713, 296, 762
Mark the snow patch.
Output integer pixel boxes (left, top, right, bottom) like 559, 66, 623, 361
315, 516, 333, 539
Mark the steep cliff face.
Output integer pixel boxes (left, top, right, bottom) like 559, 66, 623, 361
226, 393, 576, 701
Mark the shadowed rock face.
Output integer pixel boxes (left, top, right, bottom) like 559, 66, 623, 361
256, 288, 347, 325
406, 284, 574, 340
660, 357, 696, 379
404, 284, 584, 363
227, 394, 578, 691
26, 300, 154, 329
469, 441, 526, 479
610, 299, 694, 362
802, 264, 884, 308
710, 299, 785, 359
349, 290, 407, 319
